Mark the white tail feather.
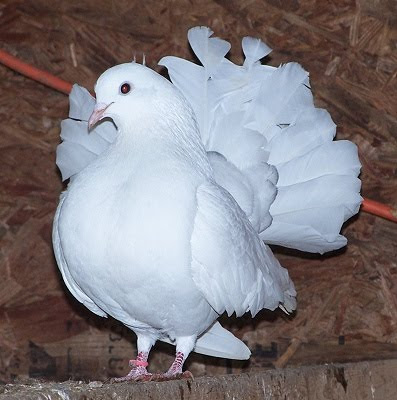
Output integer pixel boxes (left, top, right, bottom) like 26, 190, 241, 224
267, 108, 336, 165
57, 85, 117, 181
242, 36, 272, 68
194, 321, 251, 359
187, 26, 231, 78
68, 84, 95, 121
161, 321, 251, 360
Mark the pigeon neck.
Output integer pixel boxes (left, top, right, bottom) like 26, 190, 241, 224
112, 115, 178, 148
111, 106, 202, 151
107, 110, 211, 177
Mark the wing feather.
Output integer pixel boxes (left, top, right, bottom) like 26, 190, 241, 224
191, 182, 296, 317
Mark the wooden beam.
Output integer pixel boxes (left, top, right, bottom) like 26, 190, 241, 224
1, 359, 396, 399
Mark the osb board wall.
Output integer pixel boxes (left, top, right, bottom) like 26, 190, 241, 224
0, 0, 396, 382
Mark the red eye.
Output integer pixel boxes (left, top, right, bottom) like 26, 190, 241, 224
120, 82, 131, 94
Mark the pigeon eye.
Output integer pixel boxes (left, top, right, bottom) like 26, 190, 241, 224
120, 82, 131, 95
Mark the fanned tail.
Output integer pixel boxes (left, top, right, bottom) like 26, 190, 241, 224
57, 27, 362, 254
160, 26, 362, 254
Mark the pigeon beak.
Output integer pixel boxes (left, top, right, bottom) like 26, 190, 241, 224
88, 102, 113, 130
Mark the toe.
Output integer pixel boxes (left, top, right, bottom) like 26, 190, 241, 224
111, 369, 152, 383
150, 370, 193, 382
181, 371, 194, 380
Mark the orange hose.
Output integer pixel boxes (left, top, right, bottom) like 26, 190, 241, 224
0, 48, 72, 94
0, 48, 396, 223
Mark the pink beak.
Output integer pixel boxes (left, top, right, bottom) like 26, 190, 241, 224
88, 102, 113, 130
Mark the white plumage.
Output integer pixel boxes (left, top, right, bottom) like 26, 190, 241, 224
53, 27, 361, 380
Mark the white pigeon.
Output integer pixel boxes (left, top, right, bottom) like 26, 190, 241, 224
53, 26, 361, 381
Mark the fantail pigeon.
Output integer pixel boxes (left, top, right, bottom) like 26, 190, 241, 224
53, 27, 361, 381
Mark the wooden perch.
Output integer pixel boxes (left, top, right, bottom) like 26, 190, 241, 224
1, 359, 396, 400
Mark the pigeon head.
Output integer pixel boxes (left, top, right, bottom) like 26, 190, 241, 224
88, 62, 175, 130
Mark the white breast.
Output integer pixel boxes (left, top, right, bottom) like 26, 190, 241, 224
58, 140, 216, 336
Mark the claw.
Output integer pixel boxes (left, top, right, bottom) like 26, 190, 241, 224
111, 365, 152, 383
150, 370, 193, 382
111, 373, 152, 383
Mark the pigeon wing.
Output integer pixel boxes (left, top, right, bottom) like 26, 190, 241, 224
190, 182, 296, 318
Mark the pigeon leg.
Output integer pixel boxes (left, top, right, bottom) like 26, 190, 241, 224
112, 334, 155, 382
153, 335, 196, 380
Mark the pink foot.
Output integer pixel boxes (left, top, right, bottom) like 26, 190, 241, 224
151, 370, 193, 381
112, 354, 152, 383
151, 351, 193, 381
112, 368, 152, 382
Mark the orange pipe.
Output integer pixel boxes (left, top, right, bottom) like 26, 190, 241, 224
0, 48, 72, 95
361, 198, 397, 223
0, 48, 396, 224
